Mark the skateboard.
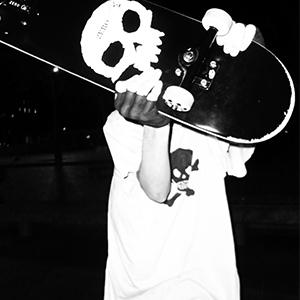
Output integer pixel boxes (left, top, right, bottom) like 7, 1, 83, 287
0, 0, 295, 144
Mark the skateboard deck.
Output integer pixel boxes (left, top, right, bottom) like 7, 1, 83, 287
0, 0, 295, 144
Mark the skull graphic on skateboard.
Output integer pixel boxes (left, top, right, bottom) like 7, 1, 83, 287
0, 0, 295, 144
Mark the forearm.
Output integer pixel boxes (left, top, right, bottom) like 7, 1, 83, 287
137, 124, 171, 202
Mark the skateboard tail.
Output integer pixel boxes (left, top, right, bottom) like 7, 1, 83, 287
0, 39, 115, 93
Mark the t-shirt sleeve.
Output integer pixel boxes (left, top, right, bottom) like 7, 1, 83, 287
103, 110, 143, 178
226, 144, 255, 178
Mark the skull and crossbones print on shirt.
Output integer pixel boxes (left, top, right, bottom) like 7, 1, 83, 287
165, 148, 199, 207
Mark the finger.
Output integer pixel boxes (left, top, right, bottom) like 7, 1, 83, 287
127, 94, 148, 119
115, 76, 137, 102
115, 81, 127, 94
230, 23, 246, 57
138, 99, 169, 127
240, 24, 256, 52
146, 80, 163, 101
114, 91, 136, 115
222, 22, 235, 55
216, 21, 235, 47
216, 35, 225, 46
138, 97, 157, 117
115, 75, 139, 94
137, 69, 162, 96
114, 91, 125, 110
216, 32, 228, 47
127, 68, 155, 93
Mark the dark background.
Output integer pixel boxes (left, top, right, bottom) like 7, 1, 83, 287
0, 1, 298, 299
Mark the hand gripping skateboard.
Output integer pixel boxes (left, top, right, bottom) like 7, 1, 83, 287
0, 0, 295, 144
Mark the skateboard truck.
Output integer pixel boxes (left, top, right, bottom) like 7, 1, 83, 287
163, 9, 232, 112
179, 9, 233, 91
178, 26, 219, 91
192, 59, 220, 90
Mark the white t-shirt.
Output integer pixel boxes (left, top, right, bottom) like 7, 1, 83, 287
103, 110, 254, 300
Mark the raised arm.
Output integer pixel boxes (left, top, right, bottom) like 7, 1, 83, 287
138, 124, 171, 202
114, 68, 171, 202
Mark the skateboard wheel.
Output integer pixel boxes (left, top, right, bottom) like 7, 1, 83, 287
163, 86, 194, 112
202, 9, 233, 36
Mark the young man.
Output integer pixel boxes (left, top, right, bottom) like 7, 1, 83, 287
103, 21, 264, 300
